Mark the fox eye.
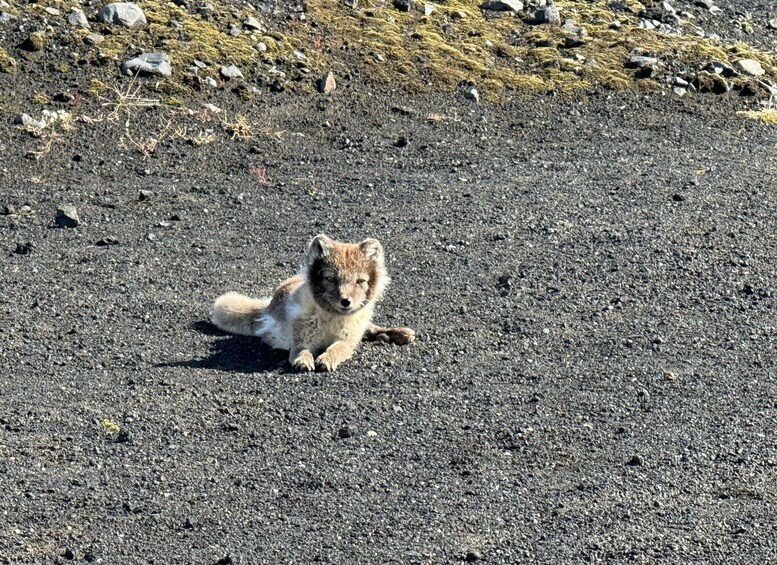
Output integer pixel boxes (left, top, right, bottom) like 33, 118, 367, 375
325, 275, 336, 283
357, 278, 368, 286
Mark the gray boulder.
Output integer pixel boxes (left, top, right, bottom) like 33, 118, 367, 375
98, 3, 147, 28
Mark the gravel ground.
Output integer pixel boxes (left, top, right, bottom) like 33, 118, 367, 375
1, 89, 776, 564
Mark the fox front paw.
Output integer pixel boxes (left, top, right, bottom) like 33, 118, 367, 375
314, 353, 340, 373
373, 327, 415, 346
389, 327, 416, 345
291, 350, 315, 372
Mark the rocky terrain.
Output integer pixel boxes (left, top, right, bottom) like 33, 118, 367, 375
1, 1, 777, 564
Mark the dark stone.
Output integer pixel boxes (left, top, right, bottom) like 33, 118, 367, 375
626, 455, 643, 466
14, 242, 34, 255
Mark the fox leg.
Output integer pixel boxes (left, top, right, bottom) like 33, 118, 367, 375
289, 319, 317, 372
315, 339, 358, 373
363, 323, 416, 346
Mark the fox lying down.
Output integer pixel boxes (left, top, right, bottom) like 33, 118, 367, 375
211, 235, 416, 372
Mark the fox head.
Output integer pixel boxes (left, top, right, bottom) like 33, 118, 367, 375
305, 234, 389, 315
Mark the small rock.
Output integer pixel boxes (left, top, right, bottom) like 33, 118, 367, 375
14, 114, 46, 129
0, 204, 15, 215
734, 59, 765, 77
205, 77, 218, 88
256, 42, 267, 52
626, 455, 644, 466
96, 237, 119, 246
768, 19, 777, 30
664, 371, 678, 380
14, 242, 33, 255
465, 550, 483, 562
85, 33, 104, 45
424, 3, 435, 16
63, 548, 75, 560
220, 65, 244, 79
480, 0, 523, 11
138, 189, 154, 201
366, 430, 378, 437
243, 16, 263, 30
465, 87, 480, 103
319, 71, 336, 94
625, 55, 658, 69
672, 193, 685, 202
121, 53, 171, 77
67, 9, 90, 28
44, 7, 60, 15
394, 0, 410, 12
672, 86, 686, 96
394, 135, 408, 148
337, 426, 354, 439
694, 0, 714, 8
0, 12, 16, 24
98, 3, 147, 28
21, 32, 46, 52
55, 205, 79, 228
497, 274, 512, 296
609, 19, 621, 30
534, 4, 561, 25
229, 26, 241, 37
342, 0, 357, 7
637, 18, 655, 30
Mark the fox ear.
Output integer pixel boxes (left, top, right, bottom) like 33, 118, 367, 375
308, 234, 334, 263
359, 238, 383, 262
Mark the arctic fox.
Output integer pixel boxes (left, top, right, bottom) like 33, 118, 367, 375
211, 235, 415, 372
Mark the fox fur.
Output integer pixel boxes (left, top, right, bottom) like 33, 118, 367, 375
211, 235, 415, 372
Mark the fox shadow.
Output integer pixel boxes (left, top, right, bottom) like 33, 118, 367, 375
155, 320, 288, 374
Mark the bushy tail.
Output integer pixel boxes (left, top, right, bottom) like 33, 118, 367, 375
211, 292, 270, 336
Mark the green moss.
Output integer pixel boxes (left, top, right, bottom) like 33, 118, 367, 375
0, 48, 16, 74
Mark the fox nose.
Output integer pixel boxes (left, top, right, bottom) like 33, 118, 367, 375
340, 298, 351, 308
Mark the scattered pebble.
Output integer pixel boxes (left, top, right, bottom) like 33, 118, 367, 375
626, 455, 644, 466
319, 71, 336, 94
96, 237, 119, 246
67, 9, 90, 29
55, 205, 79, 228
98, 3, 147, 28
85, 33, 104, 45
243, 17, 263, 31
465, 87, 480, 103
220, 65, 244, 79
337, 426, 354, 439
480, 0, 523, 12
465, 550, 483, 562
342, 0, 357, 8
121, 53, 172, 77
533, 4, 561, 26
734, 59, 765, 77
393, 0, 410, 12
138, 189, 154, 201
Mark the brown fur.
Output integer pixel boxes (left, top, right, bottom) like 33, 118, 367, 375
211, 235, 415, 372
